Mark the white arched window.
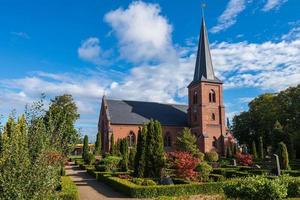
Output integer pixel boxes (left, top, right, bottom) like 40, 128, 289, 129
209, 89, 216, 103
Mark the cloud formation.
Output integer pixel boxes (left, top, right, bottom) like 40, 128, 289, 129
210, 0, 247, 33
262, 0, 288, 11
78, 37, 102, 64
104, 1, 175, 63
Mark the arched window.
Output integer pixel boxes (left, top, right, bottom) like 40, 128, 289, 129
193, 91, 198, 104
211, 113, 216, 121
209, 89, 216, 103
128, 131, 135, 147
164, 132, 172, 147
212, 136, 218, 148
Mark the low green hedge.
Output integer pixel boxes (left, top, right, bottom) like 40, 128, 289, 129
58, 176, 79, 200
282, 170, 300, 177
97, 174, 224, 198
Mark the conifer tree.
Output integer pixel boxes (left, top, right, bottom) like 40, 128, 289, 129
278, 142, 290, 170
0, 132, 3, 154
119, 138, 129, 171
4, 116, 15, 138
134, 126, 147, 177
128, 146, 136, 170
110, 133, 115, 155
258, 136, 264, 159
176, 127, 201, 157
82, 135, 89, 161
252, 140, 258, 159
94, 130, 102, 156
226, 143, 233, 158
145, 120, 165, 178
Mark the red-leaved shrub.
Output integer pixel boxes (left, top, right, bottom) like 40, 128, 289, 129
235, 152, 253, 166
167, 151, 199, 180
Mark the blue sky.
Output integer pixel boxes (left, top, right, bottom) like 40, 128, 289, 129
1, 0, 300, 141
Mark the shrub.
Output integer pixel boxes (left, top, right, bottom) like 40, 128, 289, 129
280, 176, 300, 197
209, 174, 225, 182
95, 164, 106, 172
223, 176, 287, 200
102, 156, 122, 172
205, 150, 219, 162
235, 152, 253, 166
196, 162, 213, 181
59, 176, 79, 200
97, 174, 224, 198
167, 151, 199, 180
84, 152, 95, 165
132, 178, 157, 186
278, 142, 291, 170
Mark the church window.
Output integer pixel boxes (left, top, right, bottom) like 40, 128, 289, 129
193, 91, 198, 104
128, 131, 135, 147
164, 132, 172, 147
209, 89, 216, 103
211, 113, 216, 121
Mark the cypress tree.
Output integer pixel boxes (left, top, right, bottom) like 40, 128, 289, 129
278, 142, 290, 170
134, 126, 147, 177
110, 133, 115, 155
82, 135, 89, 161
145, 120, 165, 178
252, 140, 258, 159
258, 136, 264, 159
0, 132, 3, 154
128, 147, 136, 170
119, 138, 129, 171
226, 143, 233, 158
94, 130, 101, 156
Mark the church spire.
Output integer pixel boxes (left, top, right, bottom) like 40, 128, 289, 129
192, 12, 221, 84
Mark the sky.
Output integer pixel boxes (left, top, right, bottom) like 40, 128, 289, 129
0, 0, 300, 141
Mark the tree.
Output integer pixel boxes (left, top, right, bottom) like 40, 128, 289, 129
128, 147, 136, 170
119, 138, 129, 171
167, 151, 199, 181
278, 142, 290, 170
94, 130, 102, 156
44, 94, 80, 157
226, 143, 233, 158
82, 135, 89, 161
258, 136, 264, 159
110, 133, 115, 155
134, 126, 147, 177
145, 120, 165, 178
252, 141, 258, 159
176, 128, 201, 157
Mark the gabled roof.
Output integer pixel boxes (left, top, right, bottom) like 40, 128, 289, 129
105, 99, 188, 126
190, 16, 222, 86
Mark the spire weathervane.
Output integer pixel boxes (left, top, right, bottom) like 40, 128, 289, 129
201, 1, 206, 18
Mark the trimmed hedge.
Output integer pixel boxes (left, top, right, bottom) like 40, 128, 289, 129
282, 170, 300, 177
97, 174, 224, 198
58, 176, 79, 200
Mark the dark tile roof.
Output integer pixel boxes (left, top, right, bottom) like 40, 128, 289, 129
106, 99, 188, 126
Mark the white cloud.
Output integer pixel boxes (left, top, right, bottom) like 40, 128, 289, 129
104, 1, 175, 63
78, 37, 102, 64
10, 31, 30, 39
210, 0, 247, 33
262, 0, 288, 11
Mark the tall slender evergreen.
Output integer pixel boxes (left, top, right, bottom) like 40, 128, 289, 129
278, 142, 290, 170
258, 136, 264, 159
82, 135, 89, 161
119, 138, 129, 171
110, 133, 115, 155
252, 140, 258, 159
134, 126, 147, 177
94, 130, 102, 156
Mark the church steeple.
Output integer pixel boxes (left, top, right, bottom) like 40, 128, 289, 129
191, 15, 222, 84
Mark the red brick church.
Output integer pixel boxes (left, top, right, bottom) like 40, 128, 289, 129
98, 15, 229, 155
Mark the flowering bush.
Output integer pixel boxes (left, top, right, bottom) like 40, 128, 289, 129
235, 152, 253, 166
167, 151, 199, 180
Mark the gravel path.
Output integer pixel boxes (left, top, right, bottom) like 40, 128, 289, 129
66, 163, 135, 200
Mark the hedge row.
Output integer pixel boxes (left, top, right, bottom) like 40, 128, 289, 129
97, 173, 224, 198
58, 176, 79, 200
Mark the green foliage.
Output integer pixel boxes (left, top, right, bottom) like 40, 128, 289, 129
258, 136, 264, 159
128, 147, 136, 170
82, 135, 89, 161
94, 130, 102, 156
225, 143, 233, 158
132, 178, 157, 186
175, 127, 201, 157
252, 140, 258, 159
223, 176, 287, 200
59, 176, 79, 200
102, 156, 122, 172
205, 150, 219, 162
110, 133, 115, 155
97, 174, 224, 198
44, 94, 80, 156
84, 152, 95, 165
119, 138, 129, 171
196, 162, 213, 181
279, 176, 300, 198
278, 142, 291, 170
145, 120, 165, 178
134, 126, 147, 177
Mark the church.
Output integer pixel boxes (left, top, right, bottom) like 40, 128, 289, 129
98, 15, 229, 155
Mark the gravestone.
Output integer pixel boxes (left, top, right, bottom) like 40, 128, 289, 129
232, 159, 237, 167
160, 168, 174, 185
273, 154, 281, 176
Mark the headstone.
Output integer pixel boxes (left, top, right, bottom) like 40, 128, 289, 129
232, 159, 237, 167
253, 164, 261, 169
160, 176, 174, 185
273, 154, 281, 176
